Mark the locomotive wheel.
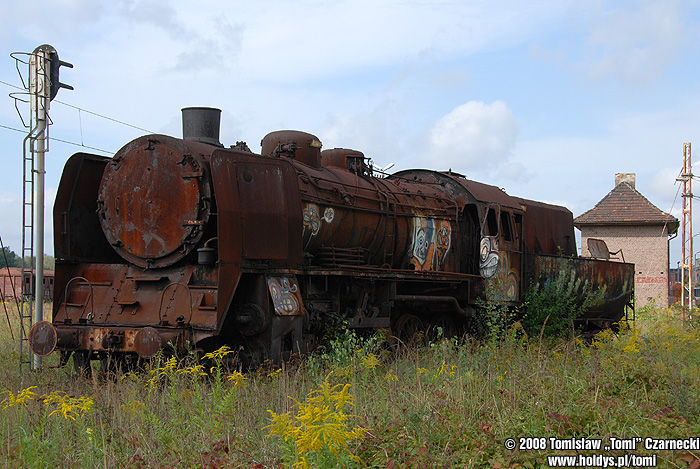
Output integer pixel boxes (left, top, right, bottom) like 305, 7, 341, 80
233, 303, 269, 337
73, 351, 93, 378
428, 314, 457, 341
230, 336, 270, 371
394, 314, 425, 346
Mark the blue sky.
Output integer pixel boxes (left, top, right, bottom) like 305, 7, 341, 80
0, 0, 698, 266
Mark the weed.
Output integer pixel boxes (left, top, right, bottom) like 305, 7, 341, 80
474, 278, 517, 341
522, 267, 603, 338
266, 376, 365, 467
41, 391, 93, 420
0, 302, 696, 467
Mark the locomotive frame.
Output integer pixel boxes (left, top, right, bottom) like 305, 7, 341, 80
29, 108, 634, 371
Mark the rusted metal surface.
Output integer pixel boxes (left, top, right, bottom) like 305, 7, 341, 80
51, 324, 185, 358
527, 253, 635, 325
53, 264, 219, 326
514, 197, 577, 256
44, 113, 636, 366
321, 148, 365, 170
261, 130, 322, 168
134, 327, 163, 358
28, 321, 57, 357
54, 153, 118, 262
97, 135, 213, 269
298, 166, 460, 273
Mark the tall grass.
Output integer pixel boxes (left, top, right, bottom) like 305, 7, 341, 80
0, 301, 698, 468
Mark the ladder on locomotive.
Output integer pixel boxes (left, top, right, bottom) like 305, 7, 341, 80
19, 137, 34, 369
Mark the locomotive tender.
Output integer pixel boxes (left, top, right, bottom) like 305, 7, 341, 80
29, 107, 634, 370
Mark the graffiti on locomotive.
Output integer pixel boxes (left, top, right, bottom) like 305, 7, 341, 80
410, 217, 452, 272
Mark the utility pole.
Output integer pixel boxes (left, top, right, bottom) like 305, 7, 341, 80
679, 143, 693, 320
11, 45, 72, 370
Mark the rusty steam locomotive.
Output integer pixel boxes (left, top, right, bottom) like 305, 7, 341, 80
29, 107, 634, 371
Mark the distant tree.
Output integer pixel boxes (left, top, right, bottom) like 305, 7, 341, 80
21, 254, 56, 271
0, 247, 22, 269
44, 254, 55, 271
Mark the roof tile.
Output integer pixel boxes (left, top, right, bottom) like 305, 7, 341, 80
574, 182, 678, 233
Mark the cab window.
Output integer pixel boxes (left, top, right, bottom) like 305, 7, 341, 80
483, 206, 499, 237
500, 211, 513, 242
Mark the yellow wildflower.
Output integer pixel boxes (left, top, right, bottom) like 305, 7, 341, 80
42, 391, 93, 420
227, 370, 248, 389
203, 345, 233, 361
360, 353, 380, 369
1, 386, 38, 409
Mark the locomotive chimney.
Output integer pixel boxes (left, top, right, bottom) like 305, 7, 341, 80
182, 107, 223, 147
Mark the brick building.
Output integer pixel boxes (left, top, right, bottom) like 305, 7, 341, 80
574, 173, 678, 307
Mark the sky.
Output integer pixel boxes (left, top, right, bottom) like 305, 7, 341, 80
0, 0, 699, 266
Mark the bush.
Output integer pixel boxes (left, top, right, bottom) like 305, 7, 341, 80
474, 278, 517, 342
522, 269, 601, 338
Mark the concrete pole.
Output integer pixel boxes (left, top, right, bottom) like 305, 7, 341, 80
30, 48, 49, 370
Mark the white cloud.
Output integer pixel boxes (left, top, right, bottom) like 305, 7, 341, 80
320, 98, 409, 166
649, 166, 683, 209
571, 0, 691, 84
420, 100, 520, 172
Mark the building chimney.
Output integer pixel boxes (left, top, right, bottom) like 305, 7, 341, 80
615, 173, 635, 189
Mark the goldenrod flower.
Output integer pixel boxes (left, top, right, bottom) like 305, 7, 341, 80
177, 364, 208, 377
203, 345, 233, 361
265, 377, 365, 465
1, 386, 38, 409
360, 353, 380, 369
42, 391, 93, 420
226, 370, 248, 389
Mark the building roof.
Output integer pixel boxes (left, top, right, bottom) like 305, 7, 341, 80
0, 267, 55, 277
574, 182, 679, 234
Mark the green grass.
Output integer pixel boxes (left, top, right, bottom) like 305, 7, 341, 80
0, 302, 698, 468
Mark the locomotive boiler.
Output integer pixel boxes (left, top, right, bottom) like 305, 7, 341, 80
29, 107, 634, 372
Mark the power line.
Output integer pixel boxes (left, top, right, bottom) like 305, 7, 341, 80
1, 78, 154, 134
0, 123, 25, 134
1, 121, 113, 154
0, 79, 23, 91
50, 136, 113, 154
53, 99, 154, 133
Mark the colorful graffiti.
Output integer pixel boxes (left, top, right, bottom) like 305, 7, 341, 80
267, 276, 304, 316
479, 237, 520, 301
410, 217, 452, 271
479, 237, 499, 278
302, 203, 321, 237
497, 254, 520, 302
302, 203, 335, 242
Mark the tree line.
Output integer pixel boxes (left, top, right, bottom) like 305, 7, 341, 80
0, 247, 55, 271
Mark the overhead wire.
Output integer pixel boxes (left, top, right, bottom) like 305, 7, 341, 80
1, 78, 154, 154
52, 98, 153, 134
1, 121, 114, 154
